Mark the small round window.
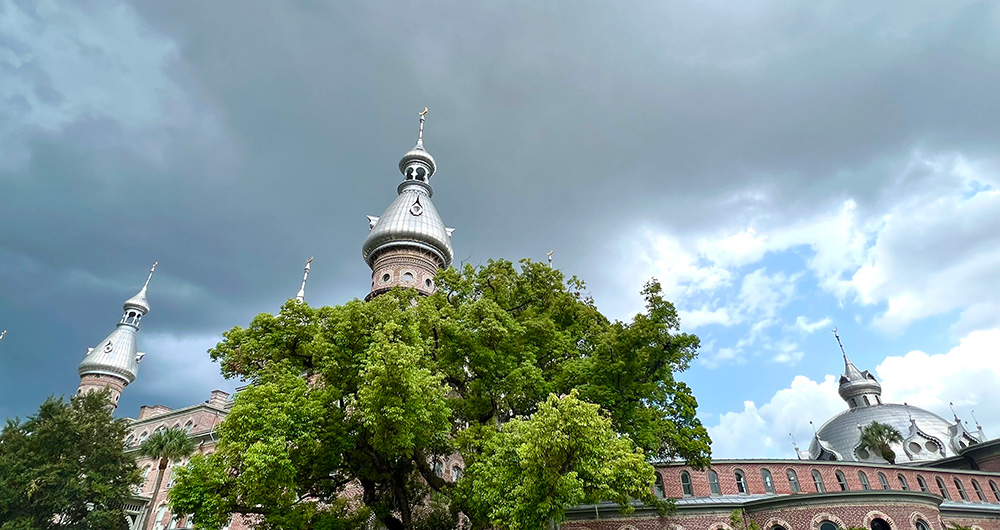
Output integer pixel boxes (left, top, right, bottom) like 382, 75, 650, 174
819, 523, 839, 530
425, 279, 433, 288
402, 272, 415, 283
381, 273, 391, 283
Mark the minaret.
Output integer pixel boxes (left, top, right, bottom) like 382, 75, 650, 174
832, 328, 883, 409
77, 263, 157, 409
362, 108, 454, 300
295, 257, 313, 303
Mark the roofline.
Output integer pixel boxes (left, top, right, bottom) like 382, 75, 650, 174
123, 401, 228, 428
654, 458, 1000, 476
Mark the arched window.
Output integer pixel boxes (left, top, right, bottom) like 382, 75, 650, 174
811, 469, 825, 492
734, 469, 748, 494
972, 479, 986, 502
863, 396, 871, 406
787, 469, 800, 493
139, 431, 149, 443
153, 506, 168, 530
917, 475, 930, 493
878, 472, 890, 490
955, 478, 969, 501
433, 460, 443, 477
125, 435, 135, 447
819, 522, 838, 530
915, 520, 931, 530
707, 469, 721, 495
452, 465, 463, 481
402, 272, 415, 283
870, 518, 890, 530
936, 477, 951, 499
761, 468, 775, 494
167, 514, 181, 530
679, 471, 692, 496
835, 470, 849, 491
858, 470, 871, 490
184, 421, 194, 433
898, 474, 909, 490
990, 480, 1000, 502
654, 473, 666, 498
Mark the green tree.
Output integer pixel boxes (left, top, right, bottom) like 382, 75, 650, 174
0, 391, 141, 529
171, 259, 712, 530
859, 421, 904, 464
138, 428, 196, 530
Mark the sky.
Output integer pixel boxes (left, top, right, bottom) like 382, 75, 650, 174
1, 0, 999, 459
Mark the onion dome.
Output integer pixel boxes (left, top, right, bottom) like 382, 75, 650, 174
362, 109, 454, 269
77, 263, 157, 385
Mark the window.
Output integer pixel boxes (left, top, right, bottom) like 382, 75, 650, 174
125, 435, 135, 446
990, 480, 1000, 501
858, 470, 871, 490
863, 396, 871, 406
812, 469, 825, 492
433, 460, 443, 477
915, 520, 931, 530
654, 473, 666, 498
819, 522, 838, 530
735, 469, 748, 494
761, 468, 775, 494
917, 475, 929, 493
870, 518, 890, 530
972, 479, 986, 502
167, 514, 180, 529
787, 469, 800, 493
708, 470, 721, 495
878, 472, 890, 490
835, 470, 849, 491
381, 273, 391, 283
402, 272, 415, 283
955, 478, 969, 501
184, 421, 193, 433
898, 474, 909, 490
770, 526, 787, 530
680, 471, 693, 496
153, 506, 168, 530
139, 431, 149, 443
936, 477, 951, 499
452, 465, 463, 481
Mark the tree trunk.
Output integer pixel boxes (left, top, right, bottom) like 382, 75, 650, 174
143, 457, 169, 530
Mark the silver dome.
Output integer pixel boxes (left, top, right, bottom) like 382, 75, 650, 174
809, 403, 979, 463
78, 326, 140, 384
362, 187, 454, 268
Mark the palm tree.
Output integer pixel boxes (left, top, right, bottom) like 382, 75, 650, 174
138, 427, 196, 530
859, 421, 904, 464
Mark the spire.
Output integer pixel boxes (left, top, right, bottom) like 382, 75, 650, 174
0, 330, 6, 343
949, 401, 960, 422
833, 327, 864, 380
123, 262, 157, 315
547, 250, 554, 268
397, 107, 437, 189
78, 264, 158, 407
295, 257, 313, 303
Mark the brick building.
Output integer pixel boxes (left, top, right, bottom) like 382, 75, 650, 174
73, 113, 1000, 530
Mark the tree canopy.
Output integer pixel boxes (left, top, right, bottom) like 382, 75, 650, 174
0, 391, 141, 530
171, 259, 711, 530
138, 428, 197, 530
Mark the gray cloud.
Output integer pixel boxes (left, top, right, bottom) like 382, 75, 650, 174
1, 0, 999, 417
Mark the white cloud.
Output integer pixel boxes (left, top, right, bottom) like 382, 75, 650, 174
792, 316, 833, 334
707, 328, 1000, 458
679, 306, 735, 330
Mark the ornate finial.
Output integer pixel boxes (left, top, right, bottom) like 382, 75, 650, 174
810, 420, 818, 437
832, 327, 848, 357
971, 409, 982, 429
417, 107, 428, 148
904, 402, 913, 422
949, 401, 960, 422
143, 262, 158, 290
295, 257, 313, 303
547, 250, 554, 268
789, 433, 802, 459
0, 330, 6, 342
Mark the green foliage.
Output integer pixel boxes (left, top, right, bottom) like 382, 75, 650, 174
0, 391, 141, 529
729, 509, 761, 530
859, 421, 904, 464
460, 391, 665, 529
176, 259, 711, 530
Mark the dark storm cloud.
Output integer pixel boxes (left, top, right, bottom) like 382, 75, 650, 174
1, 0, 998, 417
